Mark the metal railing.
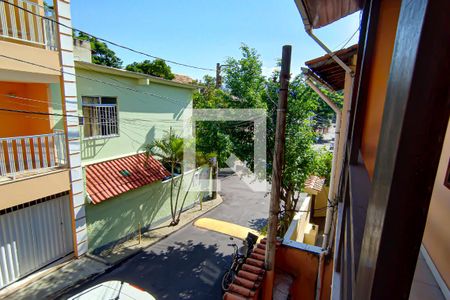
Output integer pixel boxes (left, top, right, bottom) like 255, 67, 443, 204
0, 0, 57, 50
0, 131, 67, 179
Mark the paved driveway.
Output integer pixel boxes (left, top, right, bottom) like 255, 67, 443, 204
61, 170, 269, 300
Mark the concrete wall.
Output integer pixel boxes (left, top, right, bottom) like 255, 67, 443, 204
85, 168, 207, 252
0, 41, 60, 82
360, 0, 401, 179
423, 119, 450, 289
75, 67, 194, 165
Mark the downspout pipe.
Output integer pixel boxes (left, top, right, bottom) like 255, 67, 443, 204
304, 77, 341, 250
294, 0, 354, 76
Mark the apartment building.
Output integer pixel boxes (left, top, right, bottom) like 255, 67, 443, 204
0, 0, 86, 289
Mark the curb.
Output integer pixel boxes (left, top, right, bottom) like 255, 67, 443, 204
56, 196, 223, 298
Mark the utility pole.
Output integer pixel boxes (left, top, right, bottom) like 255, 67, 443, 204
215, 63, 222, 88
264, 45, 291, 298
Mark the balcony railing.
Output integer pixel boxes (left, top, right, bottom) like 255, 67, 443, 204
0, 0, 57, 50
0, 131, 67, 180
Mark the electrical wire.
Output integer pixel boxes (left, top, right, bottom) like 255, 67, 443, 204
0, 0, 215, 72
0, 54, 187, 108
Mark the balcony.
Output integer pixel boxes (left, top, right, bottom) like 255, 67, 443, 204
0, 131, 67, 182
0, 0, 57, 50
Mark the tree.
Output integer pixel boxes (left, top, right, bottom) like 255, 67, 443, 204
312, 90, 343, 130
75, 32, 123, 68
312, 148, 333, 184
193, 45, 341, 236
145, 129, 184, 226
145, 129, 210, 225
126, 59, 175, 80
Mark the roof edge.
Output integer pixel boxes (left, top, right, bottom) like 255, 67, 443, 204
74, 60, 200, 90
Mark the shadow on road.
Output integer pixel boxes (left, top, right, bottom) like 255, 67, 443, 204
62, 240, 231, 300
248, 218, 268, 231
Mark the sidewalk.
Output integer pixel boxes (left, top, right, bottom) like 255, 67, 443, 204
0, 196, 222, 300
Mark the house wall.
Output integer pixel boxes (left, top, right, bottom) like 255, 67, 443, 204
0, 41, 60, 81
360, 0, 401, 179
75, 67, 194, 165
0, 82, 53, 137
423, 119, 450, 288
85, 169, 206, 252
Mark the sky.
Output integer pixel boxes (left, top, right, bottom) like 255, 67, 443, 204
70, 1, 360, 81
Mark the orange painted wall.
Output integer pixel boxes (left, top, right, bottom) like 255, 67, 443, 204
423, 119, 450, 288
360, 0, 401, 179
275, 246, 319, 300
0, 82, 52, 137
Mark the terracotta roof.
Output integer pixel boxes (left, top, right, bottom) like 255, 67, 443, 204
304, 175, 326, 195
305, 44, 358, 90
223, 238, 282, 300
85, 153, 170, 204
173, 74, 194, 85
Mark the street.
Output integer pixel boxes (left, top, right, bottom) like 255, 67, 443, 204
61, 170, 269, 300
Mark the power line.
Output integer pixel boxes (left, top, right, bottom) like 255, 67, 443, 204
0, 54, 187, 107
0, 94, 64, 107
0, 0, 214, 72
0, 107, 80, 118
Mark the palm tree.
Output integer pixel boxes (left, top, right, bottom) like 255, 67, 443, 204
145, 128, 213, 226
145, 128, 184, 225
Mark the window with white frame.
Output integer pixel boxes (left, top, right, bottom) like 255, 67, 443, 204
82, 96, 118, 139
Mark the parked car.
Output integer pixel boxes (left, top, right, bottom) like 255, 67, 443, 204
68, 281, 155, 300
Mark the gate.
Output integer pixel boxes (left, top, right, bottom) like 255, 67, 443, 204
0, 193, 73, 289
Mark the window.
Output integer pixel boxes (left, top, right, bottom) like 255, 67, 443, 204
82, 96, 118, 139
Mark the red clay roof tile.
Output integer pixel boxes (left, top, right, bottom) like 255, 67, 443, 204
85, 153, 170, 204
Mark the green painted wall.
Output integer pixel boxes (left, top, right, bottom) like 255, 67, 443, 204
75, 67, 208, 252
75, 67, 194, 165
86, 168, 210, 252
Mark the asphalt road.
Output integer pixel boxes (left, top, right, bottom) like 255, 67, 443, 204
61, 170, 269, 300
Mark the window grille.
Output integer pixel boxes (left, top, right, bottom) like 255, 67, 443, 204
82, 96, 118, 139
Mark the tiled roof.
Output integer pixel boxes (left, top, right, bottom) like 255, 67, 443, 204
304, 175, 326, 195
223, 238, 281, 300
85, 153, 170, 204
173, 74, 194, 84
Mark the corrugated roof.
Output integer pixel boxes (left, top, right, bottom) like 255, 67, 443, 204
305, 44, 358, 90
85, 153, 170, 204
294, 0, 364, 29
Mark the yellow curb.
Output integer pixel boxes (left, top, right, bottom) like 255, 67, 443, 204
194, 217, 264, 242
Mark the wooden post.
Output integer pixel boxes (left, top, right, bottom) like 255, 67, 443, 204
264, 45, 291, 298
215, 63, 222, 88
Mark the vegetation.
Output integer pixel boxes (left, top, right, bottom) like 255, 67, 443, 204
75, 32, 123, 68
145, 129, 212, 226
194, 44, 339, 236
126, 59, 175, 80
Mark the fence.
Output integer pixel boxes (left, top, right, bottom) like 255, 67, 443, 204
0, 131, 67, 179
0, 0, 57, 50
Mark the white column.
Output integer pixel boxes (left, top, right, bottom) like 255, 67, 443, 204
55, 0, 88, 257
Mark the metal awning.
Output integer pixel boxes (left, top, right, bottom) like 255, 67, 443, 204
294, 0, 364, 29
305, 44, 358, 90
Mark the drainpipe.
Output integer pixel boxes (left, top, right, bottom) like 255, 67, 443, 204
304, 77, 341, 250
294, 0, 354, 76
295, 0, 356, 251
315, 251, 326, 300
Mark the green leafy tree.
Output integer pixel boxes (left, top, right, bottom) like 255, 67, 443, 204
193, 45, 341, 236
312, 90, 343, 130
313, 148, 333, 184
75, 32, 123, 68
126, 59, 175, 80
